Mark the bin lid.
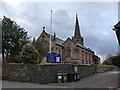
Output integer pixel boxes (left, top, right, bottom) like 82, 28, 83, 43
57, 73, 63, 75
62, 73, 67, 75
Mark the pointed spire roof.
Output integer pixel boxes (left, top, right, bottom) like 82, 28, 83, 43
74, 14, 81, 37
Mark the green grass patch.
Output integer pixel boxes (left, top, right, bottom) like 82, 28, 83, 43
6, 63, 113, 67
6, 62, 66, 65
73, 63, 91, 66
37, 63, 66, 65
79, 64, 91, 66
97, 64, 112, 66
7, 63, 24, 65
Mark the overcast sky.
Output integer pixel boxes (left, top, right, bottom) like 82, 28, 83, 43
0, 0, 119, 62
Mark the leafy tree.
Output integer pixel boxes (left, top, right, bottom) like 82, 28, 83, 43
105, 54, 112, 60
21, 44, 39, 64
32, 40, 49, 62
111, 56, 120, 67
103, 55, 120, 67
103, 57, 113, 65
2, 16, 30, 60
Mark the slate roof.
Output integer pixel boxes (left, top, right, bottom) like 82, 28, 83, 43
45, 32, 64, 46
63, 37, 94, 53
76, 43, 94, 53
44, 31, 94, 52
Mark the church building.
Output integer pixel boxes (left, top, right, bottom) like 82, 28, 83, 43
36, 15, 100, 64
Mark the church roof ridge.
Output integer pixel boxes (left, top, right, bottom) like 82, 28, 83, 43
76, 43, 94, 53
45, 31, 64, 46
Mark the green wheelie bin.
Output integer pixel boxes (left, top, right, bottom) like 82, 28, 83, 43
62, 73, 67, 83
56, 73, 63, 83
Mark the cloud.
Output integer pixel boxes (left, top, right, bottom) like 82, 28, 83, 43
52, 9, 73, 40
1, 2, 118, 62
72, 2, 118, 61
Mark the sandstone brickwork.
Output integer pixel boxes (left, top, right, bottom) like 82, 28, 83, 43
36, 15, 100, 64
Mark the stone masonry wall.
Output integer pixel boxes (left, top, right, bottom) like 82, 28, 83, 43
2, 64, 117, 84
96, 66, 118, 73
75, 65, 96, 78
2, 64, 74, 83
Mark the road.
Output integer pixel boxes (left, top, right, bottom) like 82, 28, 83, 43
2, 71, 120, 89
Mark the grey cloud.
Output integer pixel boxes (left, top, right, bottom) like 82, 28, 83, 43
1, 2, 118, 62
53, 9, 74, 40
1, 2, 17, 17
74, 2, 118, 61
118, 1, 120, 21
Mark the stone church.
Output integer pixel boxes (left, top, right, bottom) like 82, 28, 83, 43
36, 15, 100, 64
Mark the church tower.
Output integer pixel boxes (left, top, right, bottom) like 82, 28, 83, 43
72, 14, 84, 46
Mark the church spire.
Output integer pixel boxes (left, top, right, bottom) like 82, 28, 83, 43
74, 14, 81, 37
72, 14, 84, 46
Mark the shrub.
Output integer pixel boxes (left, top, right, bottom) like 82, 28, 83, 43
21, 44, 40, 64
103, 57, 113, 65
4, 55, 22, 63
32, 40, 49, 62
103, 56, 120, 67
111, 56, 120, 67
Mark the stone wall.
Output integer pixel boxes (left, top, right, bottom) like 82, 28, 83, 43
75, 65, 96, 78
2, 64, 73, 83
95, 65, 117, 73
2, 64, 117, 84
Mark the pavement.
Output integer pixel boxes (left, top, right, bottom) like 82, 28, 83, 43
2, 71, 120, 89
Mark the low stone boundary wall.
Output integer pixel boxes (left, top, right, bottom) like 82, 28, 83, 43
2, 64, 117, 84
74, 65, 96, 78
96, 66, 111, 73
